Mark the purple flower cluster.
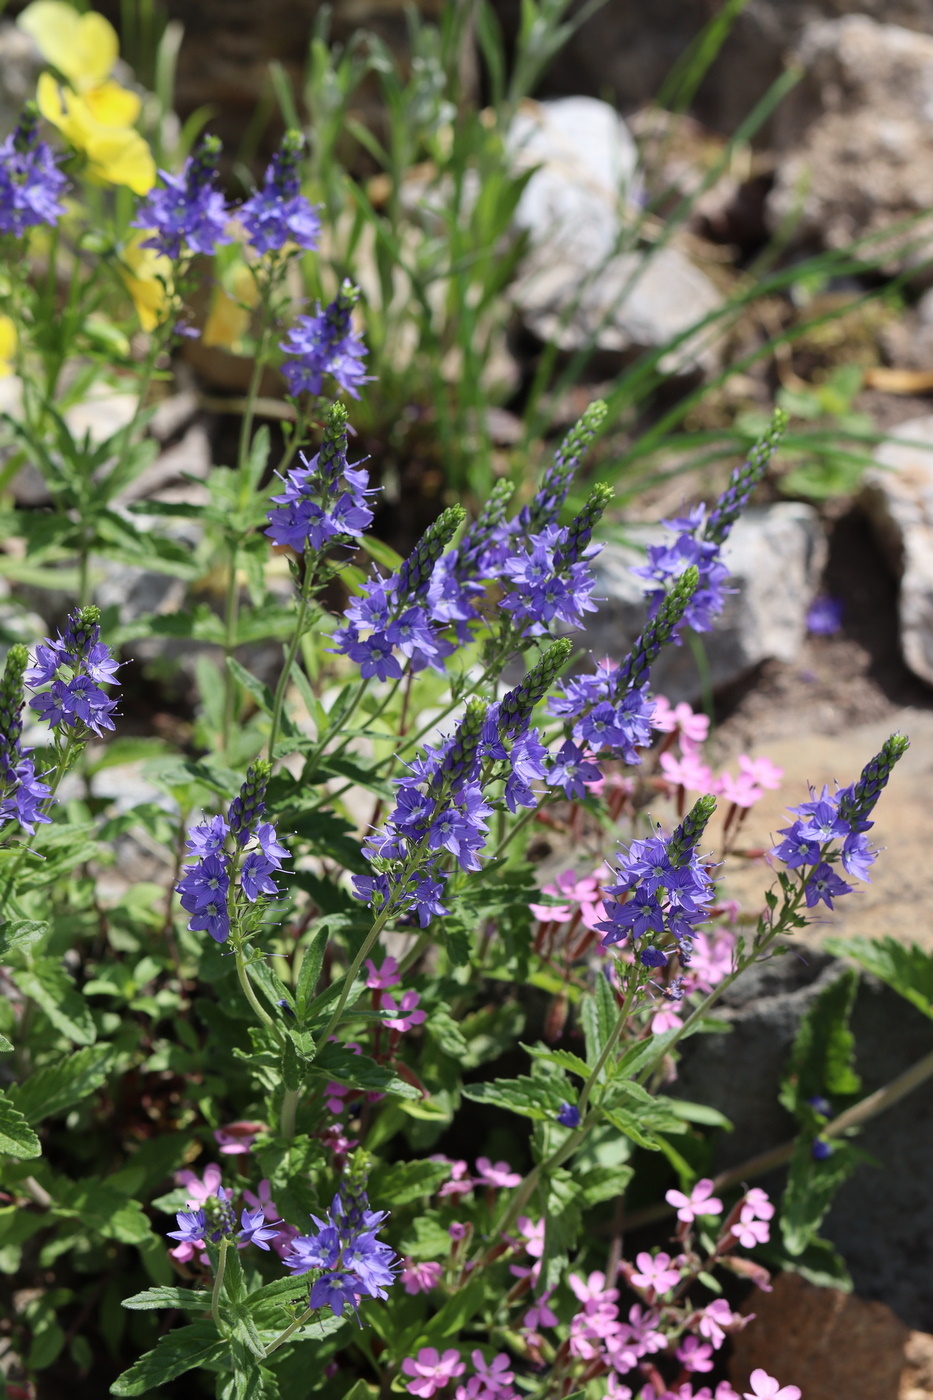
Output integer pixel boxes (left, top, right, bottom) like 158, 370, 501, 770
598, 797, 717, 967
0, 644, 51, 834
283, 1186, 399, 1318
770, 735, 908, 908
176, 762, 288, 943
27, 607, 119, 738
168, 1183, 280, 1254
549, 660, 655, 767
0, 105, 67, 237
280, 280, 370, 401
265, 401, 375, 554
239, 130, 320, 256
133, 134, 230, 261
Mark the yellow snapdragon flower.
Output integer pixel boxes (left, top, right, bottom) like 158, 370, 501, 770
0, 318, 17, 378
19, 1, 156, 194
120, 234, 172, 331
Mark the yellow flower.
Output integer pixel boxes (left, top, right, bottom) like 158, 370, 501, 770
0, 317, 17, 378
21, 1, 155, 194
120, 234, 172, 332
37, 72, 155, 195
203, 263, 260, 351
18, 1, 118, 92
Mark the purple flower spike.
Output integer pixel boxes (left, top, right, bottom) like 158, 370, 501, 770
27, 606, 120, 739
133, 134, 230, 261
279, 280, 370, 401
239, 130, 320, 256
0, 104, 68, 236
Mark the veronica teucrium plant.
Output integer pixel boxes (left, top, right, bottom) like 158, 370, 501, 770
0, 48, 917, 1400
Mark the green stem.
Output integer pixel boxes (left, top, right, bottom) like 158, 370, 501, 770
267, 576, 315, 761
211, 1237, 228, 1333
280, 1088, 299, 1140
234, 944, 275, 1030
313, 907, 391, 1053
577, 978, 639, 1119
221, 540, 241, 753
262, 1305, 314, 1358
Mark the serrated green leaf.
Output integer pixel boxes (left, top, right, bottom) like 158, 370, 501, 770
581, 973, 618, 1068
370, 1158, 451, 1206
779, 970, 861, 1117
122, 1287, 210, 1312
0, 1087, 41, 1159
295, 921, 335, 1019
310, 1042, 419, 1099
10, 1045, 115, 1124
0, 1032, 13, 1052
780, 1137, 859, 1256
281, 1035, 302, 1093
411, 1274, 485, 1348
522, 1043, 590, 1079
0, 919, 50, 963
461, 1073, 566, 1121
109, 1323, 228, 1395
11, 961, 96, 1045
824, 936, 933, 1021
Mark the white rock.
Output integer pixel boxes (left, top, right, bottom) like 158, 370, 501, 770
507, 96, 641, 268
586, 504, 826, 701
861, 415, 933, 685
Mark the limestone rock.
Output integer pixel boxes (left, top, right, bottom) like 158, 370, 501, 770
766, 17, 933, 268
860, 414, 933, 687
587, 503, 826, 702
730, 1272, 910, 1400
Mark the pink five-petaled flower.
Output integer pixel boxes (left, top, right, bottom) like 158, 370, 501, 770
660, 750, 716, 794
213, 1121, 264, 1154
401, 1259, 443, 1295
469, 1350, 514, 1396
738, 754, 783, 790
381, 989, 426, 1032
436, 1158, 474, 1200
365, 955, 401, 990
652, 696, 710, 749
743, 1187, 774, 1221
568, 1270, 619, 1314
665, 1178, 723, 1223
475, 1157, 521, 1188
733, 1205, 770, 1249
699, 1298, 737, 1349
651, 1006, 683, 1035
175, 1162, 223, 1208
242, 1178, 278, 1221
523, 1290, 558, 1331
401, 1348, 466, 1398
715, 769, 763, 809
743, 1370, 801, 1400
677, 1336, 715, 1373
630, 1250, 681, 1294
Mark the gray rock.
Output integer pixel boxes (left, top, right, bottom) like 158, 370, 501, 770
113, 420, 212, 505
0, 23, 43, 135
676, 952, 933, 1329
587, 503, 826, 702
766, 17, 933, 269
507, 97, 725, 375
860, 414, 933, 687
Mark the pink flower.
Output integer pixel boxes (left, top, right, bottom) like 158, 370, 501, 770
569, 1307, 622, 1359
677, 1336, 715, 1373
743, 1370, 801, 1400
325, 1080, 351, 1114
652, 697, 710, 748
568, 1270, 619, 1313
738, 754, 783, 790
665, 1178, 723, 1223
651, 1006, 683, 1035
401, 1259, 443, 1295
660, 751, 716, 794
687, 930, 734, 994
381, 989, 427, 1032
515, 1216, 545, 1258
475, 1157, 521, 1188
606, 1378, 632, 1400
698, 1298, 736, 1349
448, 1221, 468, 1240
732, 1206, 770, 1249
470, 1351, 514, 1396
630, 1251, 680, 1294
365, 955, 400, 989
715, 769, 762, 808
715, 1385, 740, 1400
436, 1158, 474, 1200
743, 1188, 774, 1221
625, 1304, 666, 1355
401, 1348, 466, 1398
213, 1121, 263, 1154
242, 1178, 279, 1221
175, 1162, 222, 1208
523, 1291, 558, 1330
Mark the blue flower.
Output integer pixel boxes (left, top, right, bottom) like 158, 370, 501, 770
238, 1206, 281, 1251
167, 1209, 207, 1245
282, 1188, 399, 1316
27, 607, 119, 738
0, 105, 68, 236
557, 1102, 582, 1128
133, 135, 230, 261
239, 131, 320, 256
280, 281, 370, 400
266, 403, 376, 555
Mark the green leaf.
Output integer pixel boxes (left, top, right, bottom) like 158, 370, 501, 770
109, 1323, 228, 1395
122, 1287, 210, 1312
398, 1215, 452, 1260
824, 936, 933, 1021
461, 1073, 567, 1121
783, 1236, 853, 1290
662, 1098, 733, 1129
779, 969, 861, 1117
281, 1035, 302, 1093
225, 656, 291, 728
411, 1275, 486, 1348
11, 961, 96, 1045
578, 1163, 633, 1206
0, 1032, 12, 1052
0, 919, 50, 964
780, 1137, 860, 1256
581, 973, 618, 1068
522, 1043, 590, 1080
370, 1158, 451, 1206
309, 1043, 419, 1099
10, 1045, 115, 1124
294, 921, 334, 1019
0, 1088, 41, 1159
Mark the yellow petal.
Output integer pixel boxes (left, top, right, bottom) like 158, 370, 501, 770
0, 316, 17, 376
19, 2, 117, 91
85, 80, 141, 129
84, 125, 156, 194
203, 263, 260, 351
120, 235, 172, 332
36, 69, 69, 129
